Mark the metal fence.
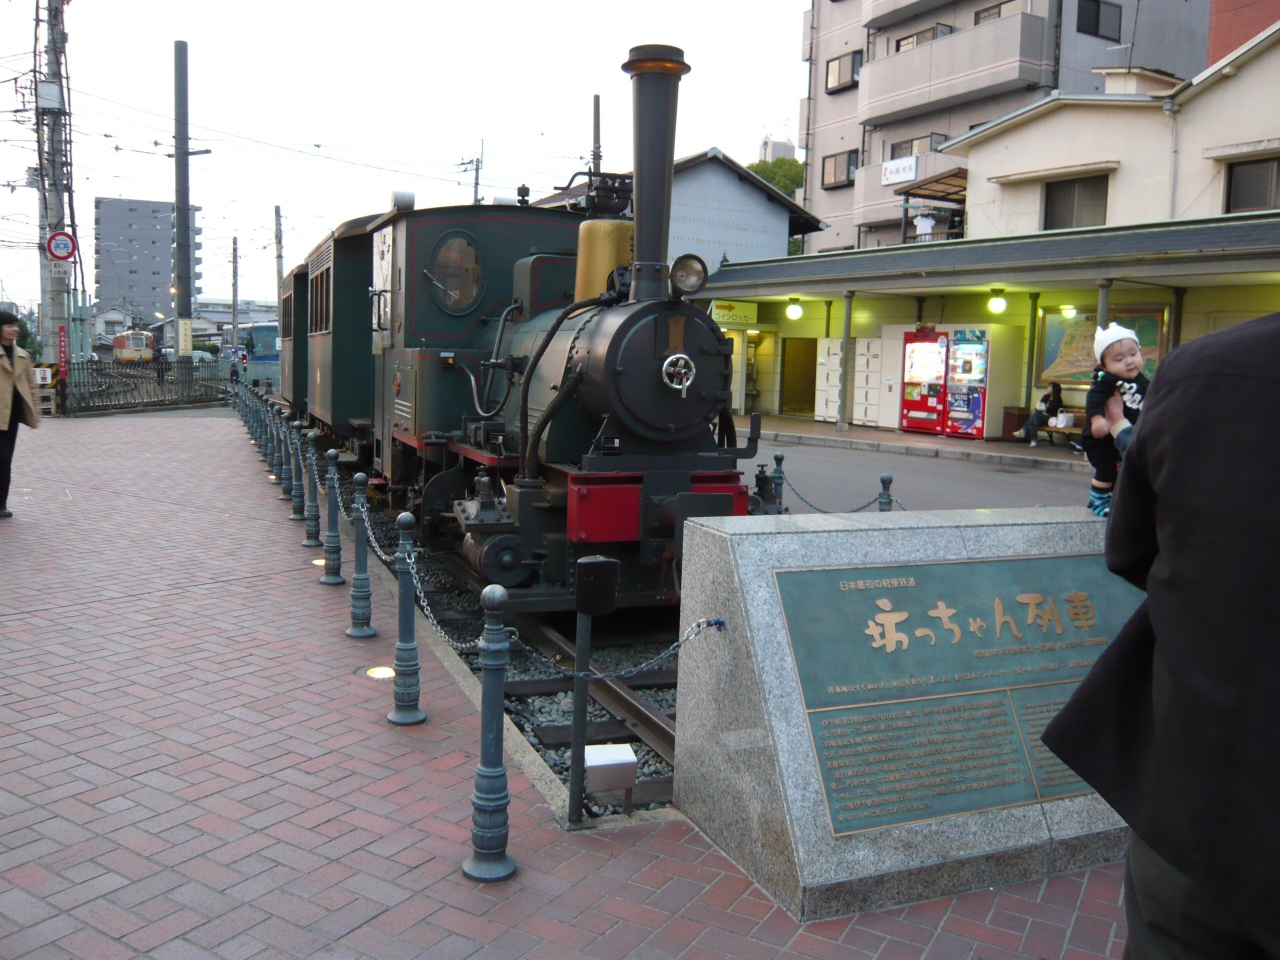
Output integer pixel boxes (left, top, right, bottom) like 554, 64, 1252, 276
65, 359, 229, 414
241, 360, 280, 389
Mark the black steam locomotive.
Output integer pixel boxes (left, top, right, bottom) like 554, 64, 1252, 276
279, 45, 762, 612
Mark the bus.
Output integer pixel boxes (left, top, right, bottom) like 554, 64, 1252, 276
226, 322, 280, 361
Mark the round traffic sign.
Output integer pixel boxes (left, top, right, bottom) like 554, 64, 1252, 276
47, 231, 76, 261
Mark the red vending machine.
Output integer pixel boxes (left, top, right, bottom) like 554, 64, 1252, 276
944, 333, 990, 438
900, 331, 949, 434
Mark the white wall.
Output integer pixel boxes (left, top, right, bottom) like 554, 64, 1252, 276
1175, 41, 1280, 219
669, 161, 792, 267
963, 102, 1170, 237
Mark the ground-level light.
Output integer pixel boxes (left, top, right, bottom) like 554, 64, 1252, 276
365, 666, 395, 679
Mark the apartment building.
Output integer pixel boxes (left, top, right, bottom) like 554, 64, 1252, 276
799, 0, 1211, 251
94, 197, 202, 320
943, 21, 1280, 237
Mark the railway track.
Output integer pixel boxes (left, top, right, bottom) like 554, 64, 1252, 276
346, 476, 681, 812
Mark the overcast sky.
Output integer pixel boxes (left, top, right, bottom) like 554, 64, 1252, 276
0, 0, 810, 310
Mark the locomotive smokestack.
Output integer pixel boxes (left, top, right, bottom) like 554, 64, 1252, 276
622, 44, 690, 301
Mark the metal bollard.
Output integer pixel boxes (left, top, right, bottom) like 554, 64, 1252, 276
269, 407, 284, 482
257, 393, 270, 460
567, 556, 622, 826
877, 474, 894, 512
303, 432, 323, 548
771, 451, 786, 504
463, 584, 517, 882
321, 449, 345, 585
289, 422, 306, 521
346, 473, 376, 639
278, 409, 293, 500
388, 512, 426, 726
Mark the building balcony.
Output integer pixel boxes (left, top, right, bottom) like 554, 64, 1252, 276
851, 151, 966, 227
863, 0, 951, 30
857, 12, 1052, 126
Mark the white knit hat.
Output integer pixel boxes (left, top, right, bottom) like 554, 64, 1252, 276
1094, 322, 1139, 362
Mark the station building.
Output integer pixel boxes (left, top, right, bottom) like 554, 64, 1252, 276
702, 23, 1280, 433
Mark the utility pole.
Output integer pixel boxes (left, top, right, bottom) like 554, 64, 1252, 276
35, 0, 71, 361
592, 95, 602, 174
274, 205, 283, 292
231, 236, 239, 360
459, 141, 484, 205
173, 40, 192, 332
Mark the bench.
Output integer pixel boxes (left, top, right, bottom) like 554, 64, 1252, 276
1038, 406, 1086, 447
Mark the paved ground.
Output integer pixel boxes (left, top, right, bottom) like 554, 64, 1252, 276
748, 417, 1086, 469
756, 440, 1088, 514
0, 410, 1128, 960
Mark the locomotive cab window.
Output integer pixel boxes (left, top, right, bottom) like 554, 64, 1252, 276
425, 233, 484, 314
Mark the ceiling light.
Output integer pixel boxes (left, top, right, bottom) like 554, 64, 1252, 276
987, 288, 1007, 314
1060, 304, 1077, 319
786, 298, 803, 320
746, 329, 760, 335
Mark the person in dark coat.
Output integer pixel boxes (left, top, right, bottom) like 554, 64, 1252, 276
1043, 313, 1280, 957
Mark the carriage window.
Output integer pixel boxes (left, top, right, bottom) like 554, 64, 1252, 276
308, 269, 331, 333
281, 293, 294, 339
426, 235, 483, 313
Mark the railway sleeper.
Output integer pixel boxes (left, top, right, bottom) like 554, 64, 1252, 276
531, 713, 676, 748
503, 671, 676, 698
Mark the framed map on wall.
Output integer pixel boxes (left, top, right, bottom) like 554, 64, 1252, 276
1037, 307, 1166, 387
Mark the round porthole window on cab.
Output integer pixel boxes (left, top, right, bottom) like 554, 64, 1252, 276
425, 233, 484, 315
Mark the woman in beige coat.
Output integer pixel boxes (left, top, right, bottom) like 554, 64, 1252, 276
0, 309, 39, 518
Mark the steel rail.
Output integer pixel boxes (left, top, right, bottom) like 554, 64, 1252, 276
509, 613, 677, 764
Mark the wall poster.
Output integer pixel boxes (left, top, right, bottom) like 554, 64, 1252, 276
1037, 307, 1166, 388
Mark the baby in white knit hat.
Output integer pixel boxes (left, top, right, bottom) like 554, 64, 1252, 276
1082, 323, 1150, 517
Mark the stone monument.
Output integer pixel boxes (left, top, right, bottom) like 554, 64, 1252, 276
675, 508, 1141, 920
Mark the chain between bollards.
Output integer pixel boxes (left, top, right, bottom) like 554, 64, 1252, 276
303, 432, 323, 548
346, 474, 376, 639
462, 584, 517, 882
388, 512, 427, 726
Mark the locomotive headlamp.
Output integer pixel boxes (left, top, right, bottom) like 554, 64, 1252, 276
987, 288, 1007, 314
670, 254, 708, 296
786, 298, 803, 320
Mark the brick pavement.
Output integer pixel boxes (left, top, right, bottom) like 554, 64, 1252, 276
0, 411, 1128, 960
